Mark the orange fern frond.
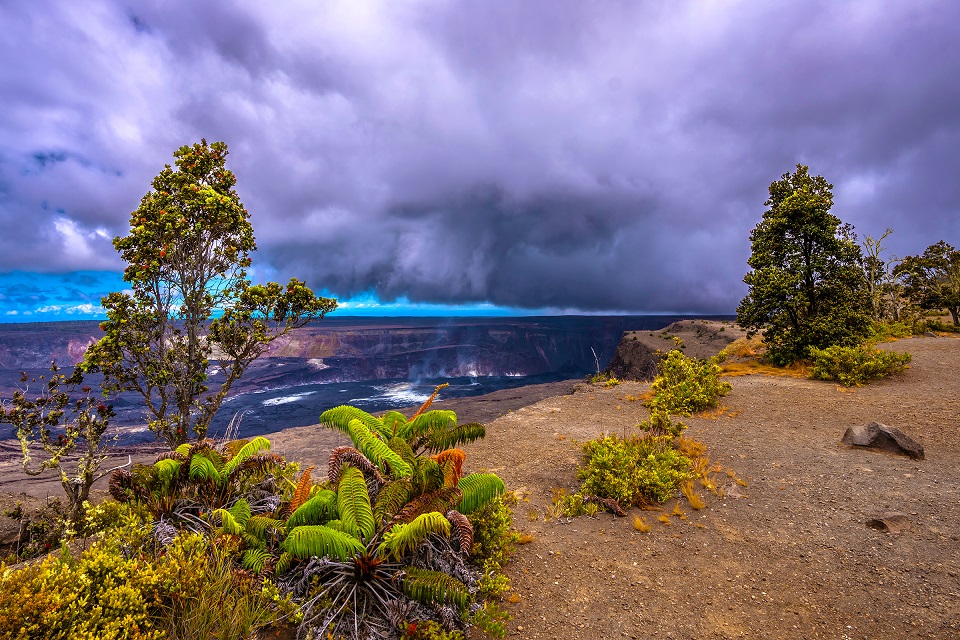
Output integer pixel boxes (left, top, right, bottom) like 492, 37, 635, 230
432, 448, 465, 486
410, 383, 449, 420
290, 466, 315, 513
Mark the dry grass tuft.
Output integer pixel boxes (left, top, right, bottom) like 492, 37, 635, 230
517, 533, 535, 545
632, 516, 652, 532
681, 480, 706, 510
507, 593, 521, 603
725, 335, 765, 358
721, 360, 809, 378
658, 514, 671, 526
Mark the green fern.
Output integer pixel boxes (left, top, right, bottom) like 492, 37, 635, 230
456, 473, 505, 515
401, 566, 470, 610
212, 508, 244, 535
246, 515, 286, 539
283, 525, 364, 561
380, 410, 408, 437
372, 479, 414, 526
153, 458, 181, 491
275, 551, 293, 575
227, 498, 251, 527
413, 458, 445, 494
175, 443, 191, 456
423, 422, 486, 452
392, 487, 463, 524
189, 453, 223, 484
221, 436, 271, 476
320, 405, 389, 440
347, 418, 412, 478
241, 548, 272, 574
337, 466, 376, 542
287, 489, 338, 528
379, 512, 451, 561
400, 410, 457, 441
387, 436, 416, 468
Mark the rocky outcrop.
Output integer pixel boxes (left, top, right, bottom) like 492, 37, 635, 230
605, 319, 745, 381
841, 422, 925, 460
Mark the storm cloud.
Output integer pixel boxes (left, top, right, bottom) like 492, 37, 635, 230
1, 0, 958, 314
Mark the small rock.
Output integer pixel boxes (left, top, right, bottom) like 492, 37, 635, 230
841, 422, 925, 460
924, 331, 936, 337
867, 512, 911, 533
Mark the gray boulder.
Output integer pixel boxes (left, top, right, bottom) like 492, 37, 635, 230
841, 422, 925, 460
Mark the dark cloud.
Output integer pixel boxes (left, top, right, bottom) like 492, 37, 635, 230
0, 0, 958, 313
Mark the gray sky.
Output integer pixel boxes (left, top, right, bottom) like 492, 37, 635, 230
1, 0, 958, 316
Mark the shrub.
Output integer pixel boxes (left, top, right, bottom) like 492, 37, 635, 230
577, 435, 691, 506
868, 321, 915, 342
648, 350, 731, 416
808, 344, 912, 386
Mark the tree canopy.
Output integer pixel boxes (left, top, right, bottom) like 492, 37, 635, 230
895, 240, 960, 326
737, 164, 871, 365
82, 140, 337, 446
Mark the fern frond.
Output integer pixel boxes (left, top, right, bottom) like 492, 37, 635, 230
409, 383, 449, 420
400, 565, 469, 610
336, 466, 375, 541
237, 453, 285, 475
154, 458, 182, 491
400, 409, 457, 441
175, 443, 192, 456
456, 473, 505, 515
387, 437, 416, 467
319, 405, 387, 439
275, 551, 293, 575
414, 458, 445, 494
328, 446, 386, 486
222, 438, 249, 459
432, 449, 466, 486
372, 479, 414, 526
241, 548, 272, 574
287, 489, 338, 528
322, 519, 345, 533
108, 468, 132, 502
380, 410, 408, 437
423, 422, 485, 453
246, 515, 286, 539
283, 525, 364, 561
154, 450, 187, 463
213, 508, 244, 535
228, 498, 252, 527
290, 466, 314, 512
347, 419, 412, 478
188, 453, 222, 484
222, 436, 271, 476
445, 510, 473, 554
392, 487, 463, 524
379, 512, 451, 561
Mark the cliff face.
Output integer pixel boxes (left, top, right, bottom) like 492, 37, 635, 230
605, 319, 746, 381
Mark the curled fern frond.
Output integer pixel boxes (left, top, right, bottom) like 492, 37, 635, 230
328, 446, 386, 486
319, 405, 388, 440
241, 548, 272, 574
456, 473, 505, 515
337, 466, 375, 541
347, 419, 412, 478
108, 468, 132, 502
379, 512, 451, 561
432, 449, 466, 486
381, 410, 408, 437
445, 510, 473, 554
213, 508, 244, 535
289, 466, 314, 513
287, 489, 338, 528
222, 436, 271, 477
373, 479, 414, 526
283, 525, 364, 561
400, 565, 469, 610
392, 487, 463, 524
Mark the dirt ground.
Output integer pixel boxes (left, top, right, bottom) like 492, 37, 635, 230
2, 336, 959, 639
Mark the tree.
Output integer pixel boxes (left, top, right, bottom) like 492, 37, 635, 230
0, 364, 117, 525
737, 164, 871, 365
895, 241, 960, 325
82, 140, 337, 447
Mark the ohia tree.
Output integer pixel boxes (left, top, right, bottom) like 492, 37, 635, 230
82, 139, 337, 447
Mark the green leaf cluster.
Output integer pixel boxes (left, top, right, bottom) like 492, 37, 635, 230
577, 435, 691, 506
648, 350, 731, 416
808, 345, 912, 386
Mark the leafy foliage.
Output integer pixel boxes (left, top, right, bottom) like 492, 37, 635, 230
808, 344, 912, 386
737, 164, 872, 365
80, 139, 336, 446
457, 474, 506, 515
896, 240, 960, 326
578, 435, 691, 506
647, 350, 731, 416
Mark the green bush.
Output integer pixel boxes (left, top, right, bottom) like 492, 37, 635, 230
808, 344, 912, 386
648, 350, 731, 416
868, 321, 915, 342
577, 435, 691, 506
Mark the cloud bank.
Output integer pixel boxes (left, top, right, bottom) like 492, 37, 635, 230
1, 0, 958, 314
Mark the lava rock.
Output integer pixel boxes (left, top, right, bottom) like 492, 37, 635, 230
841, 422, 925, 460
866, 512, 911, 533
